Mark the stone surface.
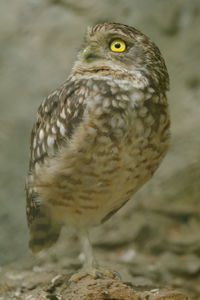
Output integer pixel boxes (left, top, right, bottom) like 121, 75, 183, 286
0, 262, 190, 300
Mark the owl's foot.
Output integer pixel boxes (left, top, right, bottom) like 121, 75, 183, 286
68, 268, 121, 284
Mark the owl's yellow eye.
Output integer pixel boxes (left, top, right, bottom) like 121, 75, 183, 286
110, 39, 126, 52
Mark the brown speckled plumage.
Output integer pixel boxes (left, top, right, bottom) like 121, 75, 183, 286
26, 23, 170, 255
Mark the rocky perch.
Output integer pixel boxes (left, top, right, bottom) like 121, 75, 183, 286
0, 267, 189, 300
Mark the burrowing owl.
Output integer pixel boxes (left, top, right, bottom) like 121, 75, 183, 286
26, 23, 170, 275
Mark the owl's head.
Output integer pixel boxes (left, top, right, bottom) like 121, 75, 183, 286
73, 23, 169, 91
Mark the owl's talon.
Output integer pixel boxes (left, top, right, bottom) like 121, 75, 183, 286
94, 270, 104, 279
102, 269, 121, 280
67, 271, 88, 284
67, 278, 75, 286
112, 270, 121, 280
68, 269, 121, 283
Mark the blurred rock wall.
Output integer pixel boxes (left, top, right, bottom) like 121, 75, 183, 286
0, 0, 199, 265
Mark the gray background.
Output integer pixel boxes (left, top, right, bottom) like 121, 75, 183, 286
0, 0, 199, 268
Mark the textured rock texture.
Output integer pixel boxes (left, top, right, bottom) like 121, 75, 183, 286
0, 0, 199, 299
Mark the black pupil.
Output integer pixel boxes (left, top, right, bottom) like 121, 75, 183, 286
115, 43, 121, 49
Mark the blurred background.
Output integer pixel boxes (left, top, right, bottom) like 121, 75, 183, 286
0, 0, 200, 295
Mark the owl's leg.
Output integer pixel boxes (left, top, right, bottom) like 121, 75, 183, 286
68, 230, 120, 283
80, 229, 97, 269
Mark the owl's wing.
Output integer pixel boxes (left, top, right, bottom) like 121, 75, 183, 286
29, 80, 86, 172
26, 78, 86, 226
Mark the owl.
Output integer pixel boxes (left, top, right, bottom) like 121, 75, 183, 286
26, 22, 170, 279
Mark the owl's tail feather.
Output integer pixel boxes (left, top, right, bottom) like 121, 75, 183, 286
29, 208, 62, 253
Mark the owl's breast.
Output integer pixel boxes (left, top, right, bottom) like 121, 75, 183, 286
71, 87, 170, 224
36, 81, 170, 228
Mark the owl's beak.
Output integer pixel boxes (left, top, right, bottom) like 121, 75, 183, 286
82, 47, 101, 62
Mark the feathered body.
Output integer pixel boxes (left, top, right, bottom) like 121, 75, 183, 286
26, 23, 170, 252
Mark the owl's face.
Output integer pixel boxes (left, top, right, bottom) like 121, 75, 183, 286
73, 23, 169, 91
73, 23, 166, 78
73, 23, 144, 73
